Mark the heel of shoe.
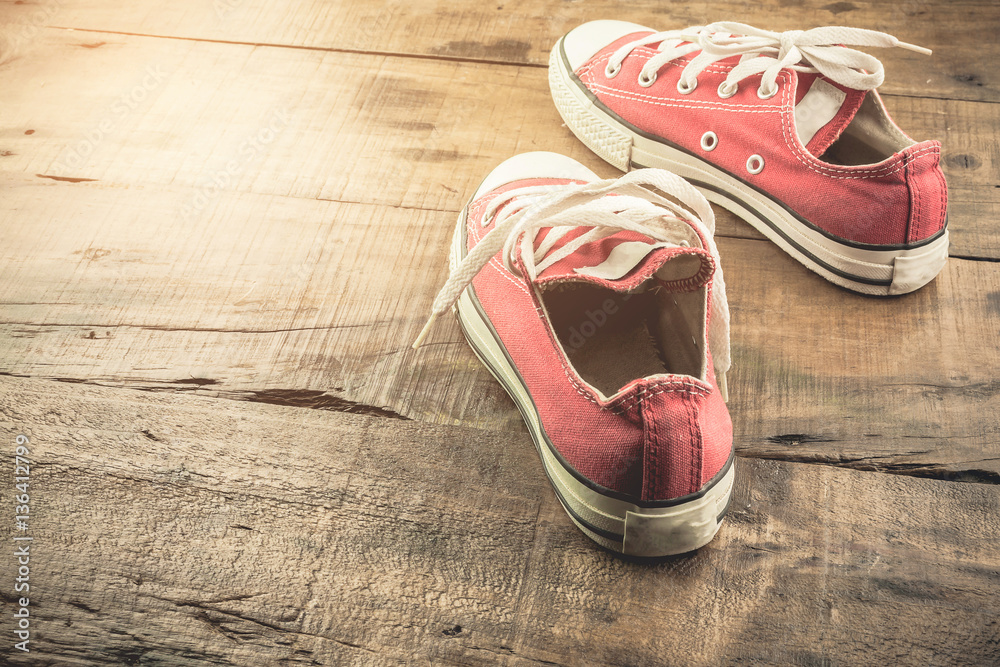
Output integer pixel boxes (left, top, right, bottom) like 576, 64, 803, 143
548, 40, 632, 172
622, 465, 734, 556
557, 461, 735, 558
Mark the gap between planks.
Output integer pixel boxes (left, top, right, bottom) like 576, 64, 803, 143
46, 25, 553, 70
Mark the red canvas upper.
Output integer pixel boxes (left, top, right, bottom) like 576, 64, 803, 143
575, 32, 948, 247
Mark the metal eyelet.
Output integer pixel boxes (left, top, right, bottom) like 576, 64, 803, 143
717, 81, 738, 99
746, 154, 765, 174
757, 83, 779, 100
605, 61, 621, 79
700, 131, 719, 152
676, 77, 697, 94
638, 71, 657, 87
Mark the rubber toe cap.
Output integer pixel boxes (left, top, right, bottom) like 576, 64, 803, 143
561, 20, 652, 71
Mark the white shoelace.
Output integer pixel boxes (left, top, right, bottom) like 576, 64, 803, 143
607, 22, 931, 98
413, 169, 731, 396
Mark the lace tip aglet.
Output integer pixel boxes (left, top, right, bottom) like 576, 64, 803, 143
718, 371, 729, 403
898, 40, 932, 57
411, 313, 438, 350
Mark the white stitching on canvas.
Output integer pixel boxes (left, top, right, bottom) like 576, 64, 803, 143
468, 198, 532, 297
778, 105, 941, 179
586, 84, 784, 113
581, 48, 942, 181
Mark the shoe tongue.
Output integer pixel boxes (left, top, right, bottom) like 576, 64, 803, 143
793, 73, 866, 157
531, 230, 714, 293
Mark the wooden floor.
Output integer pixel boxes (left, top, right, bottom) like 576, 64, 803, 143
1, 1, 998, 665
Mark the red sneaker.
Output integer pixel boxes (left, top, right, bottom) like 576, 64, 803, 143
550, 21, 949, 295
414, 152, 735, 556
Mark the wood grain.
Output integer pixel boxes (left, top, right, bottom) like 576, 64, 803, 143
0, 177, 997, 479
726, 240, 1000, 483
3, 0, 996, 102
1, 1, 998, 663
0, 30, 996, 258
1, 375, 998, 666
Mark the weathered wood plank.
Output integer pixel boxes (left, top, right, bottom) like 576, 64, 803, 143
727, 247, 1000, 484
0, 1, 995, 665
0, 179, 997, 478
0, 30, 996, 258
0, 375, 998, 666
2, 0, 996, 102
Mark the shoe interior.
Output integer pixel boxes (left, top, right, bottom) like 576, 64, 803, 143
818, 93, 916, 165
541, 258, 708, 398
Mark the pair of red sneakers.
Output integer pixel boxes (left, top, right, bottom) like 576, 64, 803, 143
415, 21, 948, 556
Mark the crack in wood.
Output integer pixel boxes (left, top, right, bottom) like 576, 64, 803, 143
174, 377, 220, 386
170, 594, 267, 606
68, 600, 101, 614
150, 594, 380, 654
441, 624, 463, 637
33, 374, 412, 421
241, 389, 410, 420
47, 25, 552, 70
229, 524, 257, 532
35, 173, 99, 183
765, 433, 836, 446
0, 320, 388, 335
879, 380, 1000, 398
468, 643, 563, 665
746, 452, 1000, 485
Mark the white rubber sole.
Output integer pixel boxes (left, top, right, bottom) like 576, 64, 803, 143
449, 200, 734, 557
549, 37, 949, 296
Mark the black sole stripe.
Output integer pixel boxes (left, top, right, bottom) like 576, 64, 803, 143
555, 497, 625, 542
716, 484, 734, 523
632, 162, 892, 287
